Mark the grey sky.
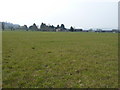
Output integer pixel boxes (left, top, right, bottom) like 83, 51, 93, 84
0, 0, 118, 29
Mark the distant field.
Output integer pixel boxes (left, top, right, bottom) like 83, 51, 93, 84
2, 31, 118, 88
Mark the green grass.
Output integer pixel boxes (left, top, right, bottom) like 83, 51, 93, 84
0, 31, 2, 88
2, 31, 118, 88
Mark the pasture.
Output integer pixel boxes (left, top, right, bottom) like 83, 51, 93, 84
2, 31, 118, 88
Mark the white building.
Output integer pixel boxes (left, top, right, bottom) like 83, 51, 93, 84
56, 28, 61, 32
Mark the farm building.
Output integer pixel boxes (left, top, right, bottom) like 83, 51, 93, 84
56, 28, 61, 32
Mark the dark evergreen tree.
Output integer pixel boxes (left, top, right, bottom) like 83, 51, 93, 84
29, 26, 33, 30
21, 25, 28, 31
29, 23, 38, 31
70, 26, 74, 32
57, 25, 59, 28
2, 22, 5, 30
51, 25, 54, 29
40, 23, 47, 31
48, 25, 55, 31
24, 25, 28, 31
33, 23, 38, 31
80, 29, 83, 31
61, 24, 65, 29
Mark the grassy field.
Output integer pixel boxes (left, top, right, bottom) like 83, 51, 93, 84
0, 31, 2, 88
2, 31, 118, 88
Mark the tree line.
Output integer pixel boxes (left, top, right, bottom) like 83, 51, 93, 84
1, 22, 118, 32
1, 22, 83, 32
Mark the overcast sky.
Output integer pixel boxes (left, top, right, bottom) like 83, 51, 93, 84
0, 0, 119, 29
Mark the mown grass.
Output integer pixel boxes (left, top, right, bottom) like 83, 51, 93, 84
0, 31, 2, 88
2, 31, 118, 88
